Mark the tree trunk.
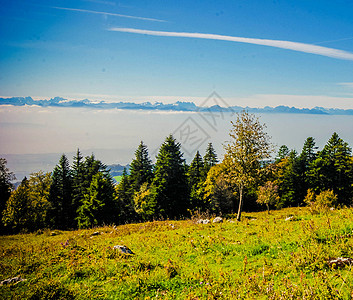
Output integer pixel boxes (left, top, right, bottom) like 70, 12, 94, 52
237, 185, 244, 221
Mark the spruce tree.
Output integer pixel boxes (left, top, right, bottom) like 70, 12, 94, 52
71, 149, 85, 227
204, 143, 218, 174
77, 172, 116, 228
48, 154, 73, 229
116, 168, 135, 224
151, 135, 189, 219
188, 151, 206, 210
76, 154, 117, 227
276, 145, 290, 162
307, 133, 353, 205
129, 141, 153, 192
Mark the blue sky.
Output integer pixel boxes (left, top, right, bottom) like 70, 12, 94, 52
1, 0, 353, 108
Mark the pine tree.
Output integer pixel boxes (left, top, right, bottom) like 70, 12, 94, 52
307, 133, 353, 205
77, 172, 116, 228
300, 137, 318, 164
151, 135, 189, 219
276, 145, 290, 162
129, 141, 153, 192
48, 154, 73, 229
188, 151, 206, 210
116, 168, 135, 224
71, 149, 85, 227
204, 143, 218, 174
82, 154, 107, 188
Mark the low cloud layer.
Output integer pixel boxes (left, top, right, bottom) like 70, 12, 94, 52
109, 27, 353, 61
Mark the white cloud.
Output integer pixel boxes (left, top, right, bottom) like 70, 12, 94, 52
52, 7, 166, 22
338, 82, 353, 88
109, 27, 353, 61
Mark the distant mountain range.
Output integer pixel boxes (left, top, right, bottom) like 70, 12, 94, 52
1, 96, 353, 115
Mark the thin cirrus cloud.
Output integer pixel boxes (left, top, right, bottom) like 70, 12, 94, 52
339, 82, 353, 88
109, 27, 353, 61
51, 7, 166, 23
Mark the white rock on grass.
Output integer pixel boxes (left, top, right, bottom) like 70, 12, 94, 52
113, 245, 134, 254
196, 219, 210, 224
213, 217, 223, 223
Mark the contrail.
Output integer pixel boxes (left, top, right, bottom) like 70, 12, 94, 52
52, 7, 166, 23
109, 27, 353, 61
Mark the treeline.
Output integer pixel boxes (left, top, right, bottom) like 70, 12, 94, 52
0, 113, 353, 233
0, 136, 218, 233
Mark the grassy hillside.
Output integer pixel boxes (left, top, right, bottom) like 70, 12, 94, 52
1, 207, 353, 299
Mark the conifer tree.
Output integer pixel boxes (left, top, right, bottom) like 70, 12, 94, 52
82, 154, 107, 188
77, 172, 116, 228
276, 145, 290, 162
48, 154, 73, 229
71, 149, 85, 227
188, 151, 206, 210
307, 132, 353, 205
204, 143, 218, 174
129, 141, 153, 192
151, 135, 189, 219
116, 168, 135, 223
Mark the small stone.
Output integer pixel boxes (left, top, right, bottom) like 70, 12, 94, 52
113, 245, 134, 255
285, 216, 294, 221
196, 219, 210, 224
213, 217, 223, 223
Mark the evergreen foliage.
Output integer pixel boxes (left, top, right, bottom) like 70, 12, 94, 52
48, 155, 73, 229
76, 172, 116, 228
307, 132, 353, 205
203, 143, 218, 173
116, 168, 135, 224
151, 135, 189, 219
1, 126, 353, 233
188, 151, 206, 211
71, 149, 85, 227
129, 141, 153, 192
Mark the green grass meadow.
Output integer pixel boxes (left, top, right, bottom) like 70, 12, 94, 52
1, 207, 353, 299
113, 176, 123, 184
